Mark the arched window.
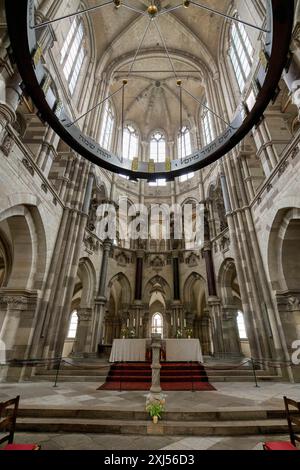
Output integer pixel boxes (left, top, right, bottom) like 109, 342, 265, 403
99, 101, 115, 150
60, 17, 85, 95
149, 131, 166, 186
229, 18, 254, 92
202, 105, 214, 145
178, 127, 194, 182
152, 313, 163, 338
123, 124, 139, 160
237, 311, 248, 339
67, 310, 78, 339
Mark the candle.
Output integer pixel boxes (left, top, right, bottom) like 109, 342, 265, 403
184, 319, 186, 328
171, 315, 173, 326
177, 317, 180, 327
133, 318, 136, 327
140, 317, 142, 327
127, 318, 129, 327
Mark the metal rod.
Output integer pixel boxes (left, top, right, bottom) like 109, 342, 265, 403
67, 86, 123, 127
122, 3, 147, 16
121, 83, 125, 162
157, 4, 183, 18
182, 86, 231, 128
153, 18, 178, 79
190, 1, 269, 33
32, 0, 114, 30
53, 357, 63, 388
180, 85, 183, 163
251, 358, 259, 388
128, 18, 152, 77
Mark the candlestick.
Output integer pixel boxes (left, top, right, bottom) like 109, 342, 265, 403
133, 318, 136, 327
140, 317, 142, 327
177, 317, 180, 327
127, 318, 129, 327
184, 319, 186, 328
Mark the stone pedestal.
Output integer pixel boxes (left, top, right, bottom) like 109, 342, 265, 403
150, 333, 162, 394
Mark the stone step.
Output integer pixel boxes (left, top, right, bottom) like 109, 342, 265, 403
15, 416, 294, 436
35, 369, 109, 376
16, 407, 288, 422
207, 375, 281, 382
32, 375, 106, 383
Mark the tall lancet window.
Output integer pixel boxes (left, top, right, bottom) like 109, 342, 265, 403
237, 311, 248, 340
229, 17, 254, 92
67, 310, 78, 339
178, 126, 194, 182
152, 313, 163, 338
99, 101, 115, 151
149, 131, 166, 186
123, 124, 139, 160
202, 105, 214, 146
60, 17, 85, 95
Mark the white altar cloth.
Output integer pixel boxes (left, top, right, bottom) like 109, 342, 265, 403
109, 339, 147, 362
109, 338, 203, 363
165, 339, 203, 363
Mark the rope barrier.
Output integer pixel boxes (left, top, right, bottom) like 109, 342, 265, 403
1, 355, 298, 389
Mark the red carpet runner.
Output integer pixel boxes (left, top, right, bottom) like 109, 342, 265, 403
98, 362, 215, 391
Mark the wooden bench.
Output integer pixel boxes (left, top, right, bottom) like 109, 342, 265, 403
263, 396, 300, 451
0, 395, 40, 450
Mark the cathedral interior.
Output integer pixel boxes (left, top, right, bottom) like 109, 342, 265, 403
0, 0, 300, 452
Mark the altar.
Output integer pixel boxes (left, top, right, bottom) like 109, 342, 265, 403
109, 338, 203, 363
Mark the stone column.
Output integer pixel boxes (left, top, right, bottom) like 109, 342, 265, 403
135, 250, 144, 301
199, 310, 213, 356
0, 290, 38, 381
92, 239, 112, 349
73, 308, 92, 355
172, 251, 180, 301
132, 301, 144, 338
276, 293, 300, 381
150, 333, 162, 393
222, 307, 242, 355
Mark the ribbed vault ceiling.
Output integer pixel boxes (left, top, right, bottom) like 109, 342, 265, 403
85, 0, 231, 138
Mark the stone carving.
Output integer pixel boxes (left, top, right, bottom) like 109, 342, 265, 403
77, 311, 92, 321
150, 255, 165, 268
185, 252, 199, 267
87, 197, 98, 232
22, 158, 34, 176
0, 296, 27, 308
83, 234, 100, 254
115, 251, 129, 267
220, 235, 230, 253
288, 296, 300, 310
1, 133, 14, 157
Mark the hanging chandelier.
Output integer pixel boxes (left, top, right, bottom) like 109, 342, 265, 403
5, 0, 294, 180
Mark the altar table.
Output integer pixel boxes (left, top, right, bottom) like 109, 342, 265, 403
109, 338, 203, 363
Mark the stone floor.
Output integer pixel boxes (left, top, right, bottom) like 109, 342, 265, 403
0, 381, 299, 450
3, 432, 291, 450
0, 381, 299, 410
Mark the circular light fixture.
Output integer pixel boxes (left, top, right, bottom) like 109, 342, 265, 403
5, 0, 294, 181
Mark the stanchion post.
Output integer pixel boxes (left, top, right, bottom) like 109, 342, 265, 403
53, 357, 63, 388
250, 357, 259, 388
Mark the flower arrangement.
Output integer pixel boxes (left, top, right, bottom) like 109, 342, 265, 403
146, 393, 166, 423
120, 327, 128, 338
129, 328, 136, 338
175, 329, 183, 338
184, 327, 193, 338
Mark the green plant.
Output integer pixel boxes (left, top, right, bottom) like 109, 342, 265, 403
146, 402, 164, 419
